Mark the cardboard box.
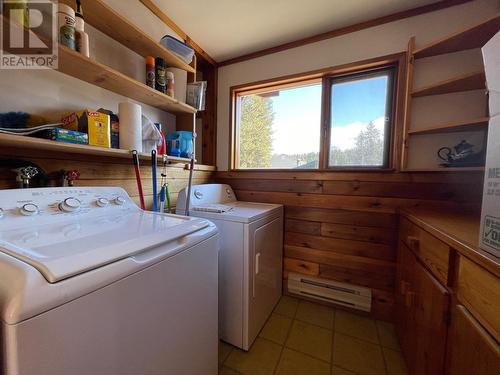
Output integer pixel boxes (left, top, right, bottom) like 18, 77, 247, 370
480, 31, 500, 258
61, 110, 111, 147
483, 31, 500, 117
50, 128, 88, 144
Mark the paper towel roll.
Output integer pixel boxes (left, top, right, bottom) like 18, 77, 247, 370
119, 102, 142, 152
167, 67, 187, 103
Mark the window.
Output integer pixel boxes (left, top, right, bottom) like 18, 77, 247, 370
234, 80, 322, 169
231, 56, 400, 170
327, 68, 395, 168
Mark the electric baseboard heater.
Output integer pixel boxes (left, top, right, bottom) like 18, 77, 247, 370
287, 272, 372, 312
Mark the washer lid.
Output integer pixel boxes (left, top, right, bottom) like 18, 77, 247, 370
190, 201, 283, 223
0, 211, 210, 283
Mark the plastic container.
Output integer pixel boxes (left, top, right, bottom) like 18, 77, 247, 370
166, 71, 175, 97
167, 68, 187, 103
3, 1, 28, 28
75, 14, 89, 57
166, 131, 193, 158
57, 3, 76, 50
160, 36, 194, 64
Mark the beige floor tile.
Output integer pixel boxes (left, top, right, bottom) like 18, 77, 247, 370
335, 310, 379, 344
383, 347, 408, 375
259, 313, 293, 344
219, 341, 233, 364
274, 295, 299, 318
286, 320, 333, 362
376, 321, 400, 351
225, 338, 282, 375
275, 348, 330, 375
296, 300, 335, 329
332, 366, 358, 375
333, 333, 386, 375
219, 366, 241, 375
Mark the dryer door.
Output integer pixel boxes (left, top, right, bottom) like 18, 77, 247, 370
247, 216, 283, 347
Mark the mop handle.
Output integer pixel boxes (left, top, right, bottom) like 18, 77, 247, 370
185, 157, 195, 216
132, 150, 145, 210
151, 150, 158, 212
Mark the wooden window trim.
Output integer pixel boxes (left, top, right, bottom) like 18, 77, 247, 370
229, 52, 406, 172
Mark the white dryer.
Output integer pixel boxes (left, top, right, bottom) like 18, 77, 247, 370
177, 184, 283, 350
0, 187, 219, 375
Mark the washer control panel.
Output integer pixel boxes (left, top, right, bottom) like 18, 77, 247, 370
0, 187, 136, 230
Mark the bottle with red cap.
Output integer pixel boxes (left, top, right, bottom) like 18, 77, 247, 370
145, 56, 155, 88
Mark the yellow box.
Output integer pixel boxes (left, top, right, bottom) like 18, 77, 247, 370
61, 110, 110, 147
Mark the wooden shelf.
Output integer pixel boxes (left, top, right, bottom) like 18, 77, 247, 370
59, 0, 195, 73
58, 45, 196, 115
0, 133, 192, 163
403, 167, 485, 172
408, 117, 489, 136
413, 13, 500, 59
411, 71, 486, 97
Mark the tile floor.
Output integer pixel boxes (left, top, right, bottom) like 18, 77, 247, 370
219, 296, 407, 375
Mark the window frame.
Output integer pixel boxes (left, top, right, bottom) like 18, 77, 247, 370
322, 66, 397, 170
229, 52, 406, 172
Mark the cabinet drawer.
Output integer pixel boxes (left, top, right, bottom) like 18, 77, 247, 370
457, 256, 500, 342
399, 218, 450, 285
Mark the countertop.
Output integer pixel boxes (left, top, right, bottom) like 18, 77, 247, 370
400, 206, 500, 276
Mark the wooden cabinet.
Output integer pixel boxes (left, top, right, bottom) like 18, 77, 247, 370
399, 218, 450, 285
457, 256, 500, 342
396, 243, 450, 375
447, 305, 500, 375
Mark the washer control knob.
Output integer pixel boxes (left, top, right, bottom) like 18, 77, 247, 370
96, 197, 110, 207
0, 208, 3, 219
59, 197, 81, 213
114, 196, 126, 205
20, 203, 39, 216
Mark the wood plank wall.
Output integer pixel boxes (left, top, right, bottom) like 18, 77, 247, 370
217, 170, 484, 321
0, 148, 214, 209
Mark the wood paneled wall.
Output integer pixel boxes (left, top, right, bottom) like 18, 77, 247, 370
217, 170, 484, 321
0, 148, 214, 209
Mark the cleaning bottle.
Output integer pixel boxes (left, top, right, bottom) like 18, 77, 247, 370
3, 0, 29, 28
155, 58, 166, 94
74, 0, 89, 57
145, 56, 155, 88
155, 123, 166, 155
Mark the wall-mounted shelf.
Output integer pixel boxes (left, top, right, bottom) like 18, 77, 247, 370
58, 45, 196, 115
0, 133, 192, 163
408, 117, 489, 136
411, 71, 486, 97
402, 14, 500, 172
413, 13, 500, 59
59, 0, 195, 73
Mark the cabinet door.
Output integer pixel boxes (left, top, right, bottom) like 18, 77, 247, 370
396, 243, 417, 370
412, 259, 450, 375
447, 305, 500, 375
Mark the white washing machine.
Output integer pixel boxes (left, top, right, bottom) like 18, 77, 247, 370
0, 187, 219, 375
177, 184, 283, 350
